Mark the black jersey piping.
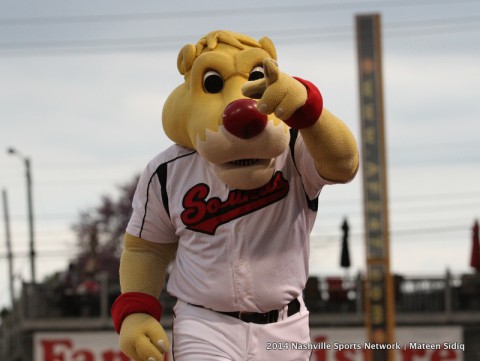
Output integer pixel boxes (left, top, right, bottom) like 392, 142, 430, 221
138, 150, 196, 238
288, 128, 319, 212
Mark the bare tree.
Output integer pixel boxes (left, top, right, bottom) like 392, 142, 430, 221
71, 174, 139, 280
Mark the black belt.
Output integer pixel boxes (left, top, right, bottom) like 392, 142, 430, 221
191, 298, 300, 325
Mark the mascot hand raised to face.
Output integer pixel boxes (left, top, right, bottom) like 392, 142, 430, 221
111, 30, 359, 361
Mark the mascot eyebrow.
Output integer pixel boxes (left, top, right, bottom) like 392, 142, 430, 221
177, 30, 277, 75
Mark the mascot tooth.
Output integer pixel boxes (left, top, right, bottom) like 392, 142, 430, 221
112, 30, 359, 361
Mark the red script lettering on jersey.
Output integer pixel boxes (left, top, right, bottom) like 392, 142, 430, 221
181, 171, 289, 235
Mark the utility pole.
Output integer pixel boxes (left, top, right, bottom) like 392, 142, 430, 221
2, 189, 15, 307
25, 156, 36, 283
7, 147, 36, 283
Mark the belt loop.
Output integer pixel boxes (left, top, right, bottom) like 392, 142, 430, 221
287, 298, 301, 317
271, 310, 279, 323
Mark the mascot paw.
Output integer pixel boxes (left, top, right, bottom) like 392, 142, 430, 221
119, 313, 169, 361
242, 58, 307, 120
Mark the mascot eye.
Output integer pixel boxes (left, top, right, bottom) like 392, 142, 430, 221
248, 66, 265, 81
203, 70, 224, 93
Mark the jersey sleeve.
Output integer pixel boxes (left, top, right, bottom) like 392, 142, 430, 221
293, 132, 335, 200
126, 159, 178, 244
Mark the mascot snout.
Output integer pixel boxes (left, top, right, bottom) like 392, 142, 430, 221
222, 99, 268, 139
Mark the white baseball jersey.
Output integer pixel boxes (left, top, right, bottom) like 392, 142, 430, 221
126, 130, 333, 313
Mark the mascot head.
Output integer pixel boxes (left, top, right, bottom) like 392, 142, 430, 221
162, 30, 291, 190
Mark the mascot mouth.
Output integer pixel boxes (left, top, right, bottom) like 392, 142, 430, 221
221, 158, 272, 170
229, 158, 259, 166
213, 158, 275, 190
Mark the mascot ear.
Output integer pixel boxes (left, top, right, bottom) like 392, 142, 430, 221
177, 44, 197, 75
259, 36, 277, 60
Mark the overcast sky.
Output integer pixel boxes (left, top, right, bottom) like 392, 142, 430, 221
1, 0, 479, 310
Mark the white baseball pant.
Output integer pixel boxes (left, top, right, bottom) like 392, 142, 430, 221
171, 297, 311, 361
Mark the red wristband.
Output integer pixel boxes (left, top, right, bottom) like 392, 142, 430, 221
284, 77, 323, 129
111, 292, 163, 334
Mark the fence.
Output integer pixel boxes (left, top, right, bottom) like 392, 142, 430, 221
6, 271, 480, 322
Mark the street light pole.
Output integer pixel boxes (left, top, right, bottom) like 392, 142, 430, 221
7, 147, 36, 284
2, 189, 15, 307
25, 156, 36, 283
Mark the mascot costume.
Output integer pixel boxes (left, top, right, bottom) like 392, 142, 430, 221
111, 30, 359, 361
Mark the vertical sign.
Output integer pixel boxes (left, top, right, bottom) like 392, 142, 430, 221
356, 14, 396, 361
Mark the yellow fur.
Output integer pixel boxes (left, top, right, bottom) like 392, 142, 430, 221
120, 233, 177, 296
163, 31, 279, 149
118, 234, 177, 361
162, 30, 292, 190
300, 108, 359, 183
243, 58, 359, 183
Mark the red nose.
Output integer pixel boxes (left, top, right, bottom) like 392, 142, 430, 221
222, 99, 268, 139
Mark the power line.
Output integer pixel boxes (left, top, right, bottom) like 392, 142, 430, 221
1, 0, 477, 26
310, 223, 470, 248
0, 15, 479, 56
0, 249, 77, 259
319, 190, 480, 207
2, 191, 477, 231
0, 222, 472, 259
2, 191, 477, 220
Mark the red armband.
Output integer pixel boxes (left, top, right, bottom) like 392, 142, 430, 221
284, 77, 323, 129
111, 292, 163, 334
